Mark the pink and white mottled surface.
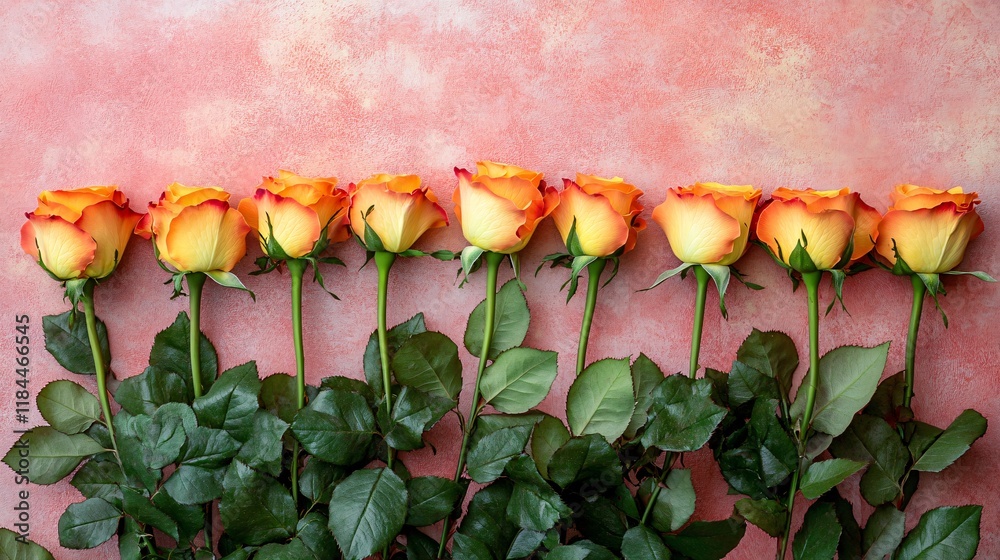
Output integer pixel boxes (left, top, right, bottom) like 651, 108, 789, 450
1, 1, 998, 558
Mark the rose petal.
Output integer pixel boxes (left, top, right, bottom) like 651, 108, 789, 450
75, 199, 143, 278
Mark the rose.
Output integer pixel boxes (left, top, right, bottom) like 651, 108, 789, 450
20, 186, 142, 280
651, 182, 761, 265
136, 182, 250, 273
348, 173, 449, 253
237, 170, 350, 259
453, 161, 557, 253
875, 184, 984, 274
756, 187, 881, 271
551, 174, 645, 257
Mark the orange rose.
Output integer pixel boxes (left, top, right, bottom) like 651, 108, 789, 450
136, 183, 249, 273
651, 183, 761, 266
453, 161, 557, 253
756, 187, 881, 271
21, 186, 142, 280
551, 174, 645, 257
237, 170, 350, 259
348, 173, 449, 253
876, 184, 984, 273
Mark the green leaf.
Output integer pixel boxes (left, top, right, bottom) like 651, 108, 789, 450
381, 386, 436, 451
641, 375, 726, 452
641, 469, 696, 532
642, 262, 695, 291
530, 414, 570, 479
862, 505, 905, 560
727, 361, 781, 408
149, 311, 219, 398
205, 270, 253, 297
481, 348, 558, 414
121, 487, 179, 541
42, 310, 110, 376
235, 410, 289, 476
457, 480, 518, 554
296, 512, 339, 560
58, 498, 120, 549
117, 518, 141, 560
505, 456, 572, 529
139, 405, 191, 469
406, 476, 462, 526
548, 434, 620, 489
621, 526, 671, 560
791, 343, 890, 437
260, 373, 298, 423
70, 459, 124, 506
163, 464, 225, 505
0, 527, 56, 559
3, 427, 104, 485
392, 331, 463, 401
575, 496, 627, 551
219, 461, 297, 545
114, 367, 188, 416
453, 533, 493, 560
735, 498, 787, 538
37, 380, 101, 435
467, 424, 533, 483
365, 313, 426, 399
506, 529, 546, 560
829, 414, 907, 507
114, 418, 160, 492
716, 400, 799, 498
300, 459, 347, 504
567, 358, 634, 442
182, 426, 241, 468
910, 409, 987, 472
329, 467, 408, 560
255, 539, 312, 559
736, 329, 798, 400
292, 389, 374, 465
799, 458, 866, 500
465, 279, 530, 361
895, 506, 981, 560
193, 361, 261, 441
660, 515, 746, 560
701, 263, 732, 318
792, 501, 841, 560
625, 354, 665, 439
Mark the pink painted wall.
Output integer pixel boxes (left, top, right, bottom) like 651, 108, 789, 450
2, 1, 998, 557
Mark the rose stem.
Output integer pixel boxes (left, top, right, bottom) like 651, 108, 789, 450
576, 259, 607, 376
640, 452, 677, 526
438, 250, 504, 558
187, 272, 207, 399
689, 265, 710, 378
287, 258, 308, 504
777, 270, 822, 560
81, 280, 119, 459
902, 274, 926, 409
375, 251, 398, 470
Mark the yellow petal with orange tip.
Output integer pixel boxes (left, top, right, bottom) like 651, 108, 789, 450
75, 199, 143, 278
36, 186, 121, 221
756, 198, 855, 270
164, 199, 249, 272
237, 197, 260, 235
652, 188, 742, 265
575, 174, 643, 217
164, 182, 230, 206
476, 161, 542, 184
552, 180, 629, 257
22, 214, 96, 280
454, 168, 525, 253
876, 203, 984, 273
889, 184, 979, 212
350, 180, 448, 253
356, 173, 423, 194
252, 189, 322, 259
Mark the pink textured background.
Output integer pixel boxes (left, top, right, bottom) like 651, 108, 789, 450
2, 1, 998, 558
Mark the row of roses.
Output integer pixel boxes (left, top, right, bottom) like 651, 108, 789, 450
20, 163, 985, 286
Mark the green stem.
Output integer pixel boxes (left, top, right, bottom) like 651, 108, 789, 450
81, 281, 119, 459
576, 259, 607, 376
902, 275, 926, 409
438, 251, 504, 559
777, 270, 823, 560
375, 251, 398, 469
640, 452, 676, 526
287, 259, 307, 505
689, 266, 710, 378
187, 273, 207, 399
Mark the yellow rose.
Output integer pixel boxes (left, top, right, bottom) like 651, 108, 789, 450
875, 184, 984, 273
136, 183, 250, 273
20, 186, 142, 280
237, 170, 350, 259
551, 174, 645, 257
651, 182, 761, 265
348, 173, 449, 253
756, 187, 881, 271
453, 161, 557, 253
